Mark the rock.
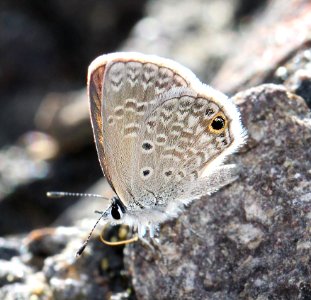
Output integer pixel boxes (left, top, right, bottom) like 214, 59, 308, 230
212, 0, 311, 95
0, 226, 133, 300
274, 49, 311, 108
125, 84, 311, 299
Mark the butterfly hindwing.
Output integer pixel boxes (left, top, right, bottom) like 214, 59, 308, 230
137, 89, 236, 205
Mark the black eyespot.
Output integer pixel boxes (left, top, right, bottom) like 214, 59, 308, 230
140, 167, 153, 180
211, 116, 225, 130
111, 203, 121, 220
143, 169, 150, 176
142, 142, 153, 151
165, 170, 172, 177
205, 108, 214, 116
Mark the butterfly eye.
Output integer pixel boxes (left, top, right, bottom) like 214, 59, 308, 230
111, 204, 121, 219
208, 113, 227, 134
110, 198, 125, 220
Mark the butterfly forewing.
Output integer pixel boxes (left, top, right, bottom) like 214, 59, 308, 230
88, 64, 116, 191
88, 54, 191, 206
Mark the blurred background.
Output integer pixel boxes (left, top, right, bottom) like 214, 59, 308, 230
0, 0, 268, 237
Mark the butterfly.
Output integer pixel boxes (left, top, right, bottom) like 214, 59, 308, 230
46, 52, 247, 255
85, 52, 247, 241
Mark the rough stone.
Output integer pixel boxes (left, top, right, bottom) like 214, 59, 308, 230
213, 0, 311, 95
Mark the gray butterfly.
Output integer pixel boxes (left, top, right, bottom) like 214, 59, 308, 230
86, 52, 247, 241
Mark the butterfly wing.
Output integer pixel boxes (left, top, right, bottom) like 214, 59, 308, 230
88, 53, 194, 205
88, 52, 246, 213
88, 61, 115, 190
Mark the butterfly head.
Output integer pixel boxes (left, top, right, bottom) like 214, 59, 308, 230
102, 195, 166, 238
106, 196, 127, 222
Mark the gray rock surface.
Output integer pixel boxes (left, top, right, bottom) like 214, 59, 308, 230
213, 0, 311, 95
0, 227, 132, 300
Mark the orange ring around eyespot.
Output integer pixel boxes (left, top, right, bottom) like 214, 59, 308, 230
208, 112, 227, 134
99, 224, 139, 246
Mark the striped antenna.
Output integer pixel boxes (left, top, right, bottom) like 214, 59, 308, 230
76, 210, 108, 257
47, 191, 111, 257
47, 191, 109, 201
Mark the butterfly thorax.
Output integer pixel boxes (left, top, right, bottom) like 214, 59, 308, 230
109, 191, 180, 237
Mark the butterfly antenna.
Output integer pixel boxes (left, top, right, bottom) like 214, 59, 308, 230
76, 210, 107, 257
46, 191, 109, 201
